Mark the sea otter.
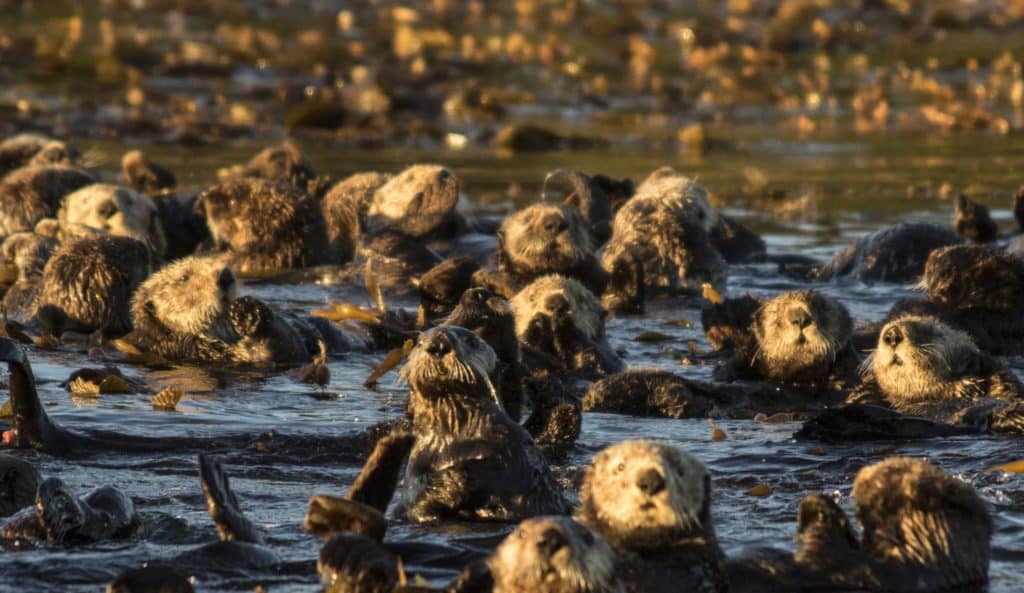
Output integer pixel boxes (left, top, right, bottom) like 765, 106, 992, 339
121, 149, 177, 195
600, 175, 727, 307
727, 457, 991, 593
365, 164, 460, 239
0, 165, 96, 237
952, 193, 997, 243
58, 183, 168, 258
883, 244, 1024, 354
193, 178, 335, 274
510, 275, 624, 379
703, 289, 859, 387
482, 202, 606, 298
398, 326, 568, 521
24, 235, 153, 335
576, 440, 727, 593
793, 223, 964, 283
241, 140, 316, 187
320, 171, 390, 266
798, 315, 1024, 440
417, 257, 482, 325
123, 256, 342, 363
634, 167, 765, 263
0, 134, 78, 176
0, 476, 136, 547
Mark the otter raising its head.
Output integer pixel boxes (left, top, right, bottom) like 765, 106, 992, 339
489, 516, 622, 593
578, 440, 712, 551
752, 290, 853, 382
401, 326, 498, 402
871, 315, 982, 404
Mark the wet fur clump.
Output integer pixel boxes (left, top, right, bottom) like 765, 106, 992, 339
576, 440, 726, 593
497, 203, 604, 294
30, 236, 153, 335
0, 477, 136, 547
195, 178, 333, 273
58, 184, 167, 258
583, 369, 718, 419
489, 516, 623, 593
601, 175, 727, 300
399, 326, 567, 521
510, 275, 623, 378
0, 166, 96, 236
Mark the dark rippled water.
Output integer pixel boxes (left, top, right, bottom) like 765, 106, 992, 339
2, 131, 1024, 592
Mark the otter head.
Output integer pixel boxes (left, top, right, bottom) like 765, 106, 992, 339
242, 140, 315, 186
852, 457, 991, 589
131, 256, 238, 339
59, 184, 167, 257
952, 194, 996, 243
753, 290, 852, 382
27, 141, 77, 168
489, 516, 621, 593
872, 315, 980, 402
919, 244, 1024, 311
401, 326, 498, 402
0, 232, 55, 282
578, 440, 711, 551
367, 165, 459, 238
498, 204, 596, 277
635, 170, 720, 233
445, 287, 517, 358
36, 477, 85, 543
0, 456, 40, 517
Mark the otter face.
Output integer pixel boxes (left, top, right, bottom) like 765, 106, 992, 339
131, 256, 238, 339
580, 440, 709, 550
490, 516, 621, 593
872, 315, 980, 402
0, 232, 55, 281
754, 290, 852, 381
36, 477, 85, 543
367, 165, 459, 238
499, 204, 595, 275
59, 184, 166, 256
401, 326, 498, 397
195, 181, 260, 250
510, 275, 605, 341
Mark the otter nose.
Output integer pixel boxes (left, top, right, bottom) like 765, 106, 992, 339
883, 326, 903, 348
545, 294, 571, 316
788, 307, 813, 329
636, 469, 666, 495
537, 527, 568, 556
542, 215, 569, 235
469, 288, 489, 304
426, 332, 452, 357
217, 268, 235, 291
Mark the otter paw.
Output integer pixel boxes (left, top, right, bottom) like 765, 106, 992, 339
304, 494, 387, 541
228, 296, 273, 337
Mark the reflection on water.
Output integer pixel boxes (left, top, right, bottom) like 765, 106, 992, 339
2, 130, 1024, 592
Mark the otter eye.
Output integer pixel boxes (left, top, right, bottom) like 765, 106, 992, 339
697, 210, 705, 220
615, 462, 625, 473
178, 273, 190, 283
580, 530, 594, 545
144, 300, 156, 314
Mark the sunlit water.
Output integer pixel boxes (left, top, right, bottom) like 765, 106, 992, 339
2, 130, 1023, 592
